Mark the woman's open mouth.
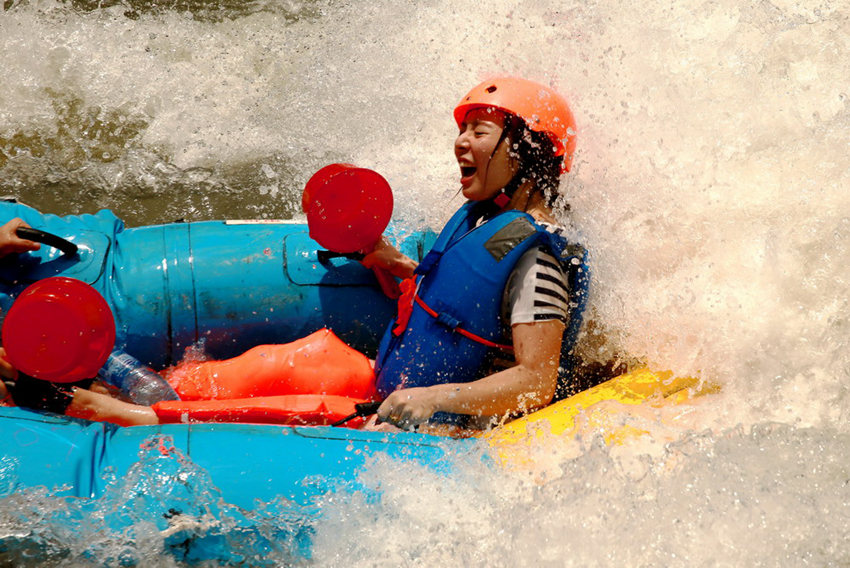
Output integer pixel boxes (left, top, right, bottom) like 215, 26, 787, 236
459, 166, 477, 185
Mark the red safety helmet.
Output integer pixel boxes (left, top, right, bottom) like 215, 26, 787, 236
453, 77, 577, 173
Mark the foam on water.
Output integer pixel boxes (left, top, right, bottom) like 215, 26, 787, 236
1, 0, 849, 564
1, 435, 317, 566
313, 424, 850, 566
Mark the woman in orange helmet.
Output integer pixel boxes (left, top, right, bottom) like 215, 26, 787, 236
141, 76, 586, 432
363, 76, 588, 430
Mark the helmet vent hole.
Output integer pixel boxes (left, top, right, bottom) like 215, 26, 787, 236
486, 85, 497, 93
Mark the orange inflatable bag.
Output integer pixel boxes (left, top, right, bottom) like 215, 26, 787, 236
153, 394, 369, 427
164, 328, 376, 401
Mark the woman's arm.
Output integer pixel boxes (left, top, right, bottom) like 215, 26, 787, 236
1, 346, 158, 426
0, 348, 16, 406
0, 348, 16, 380
65, 388, 160, 426
377, 319, 565, 427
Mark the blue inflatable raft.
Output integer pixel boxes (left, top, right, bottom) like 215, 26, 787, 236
0, 201, 465, 564
0, 404, 483, 565
0, 200, 435, 366
0, 202, 706, 565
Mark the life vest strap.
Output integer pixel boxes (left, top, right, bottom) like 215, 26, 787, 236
392, 277, 419, 336
413, 294, 514, 352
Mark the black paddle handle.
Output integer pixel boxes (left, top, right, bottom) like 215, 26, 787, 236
317, 250, 365, 263
330, 400, 383, 427
15, 227, 78, 256
354, 401, 382, 415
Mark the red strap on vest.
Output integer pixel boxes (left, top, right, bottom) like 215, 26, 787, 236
392, 278, 418, 336
392, 276, 513, 352
413, 295, 514, 351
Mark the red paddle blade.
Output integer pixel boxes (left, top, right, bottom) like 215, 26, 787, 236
302, 164, 393, 254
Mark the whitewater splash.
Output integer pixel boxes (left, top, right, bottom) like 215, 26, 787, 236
0, 435, 317, 566
1, 0, 849, 565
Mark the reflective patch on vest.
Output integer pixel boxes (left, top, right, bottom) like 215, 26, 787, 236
484, 217, 537, 261
559, 243, 587, 260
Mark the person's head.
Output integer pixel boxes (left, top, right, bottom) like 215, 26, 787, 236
453, 77, 575, 208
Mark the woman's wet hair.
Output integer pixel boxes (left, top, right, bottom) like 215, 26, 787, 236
504, 115, 564, 207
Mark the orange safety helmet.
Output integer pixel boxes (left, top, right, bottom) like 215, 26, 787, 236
453, 77, 577, 173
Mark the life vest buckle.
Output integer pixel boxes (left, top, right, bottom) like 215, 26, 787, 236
435, 311, 461, 330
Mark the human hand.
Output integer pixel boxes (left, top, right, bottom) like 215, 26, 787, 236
0, 218, 40, 257
360, 236, 397, 270
360, 236, 417, 280
0, 347, 18, 380
377, 386, 441, 429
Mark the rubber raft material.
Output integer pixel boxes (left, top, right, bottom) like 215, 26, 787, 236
0, 369, 716, 564
0, 201, 437, 368
485, 367, 719, 464
0, 406, 471, 510
0, 369, 713, 507
152, 393, 370, 426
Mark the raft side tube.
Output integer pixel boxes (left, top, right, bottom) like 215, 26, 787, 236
0, 201, 437, 367
0, 405, 472, 510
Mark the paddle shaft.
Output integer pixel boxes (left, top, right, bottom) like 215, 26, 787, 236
330, 400, 382, 427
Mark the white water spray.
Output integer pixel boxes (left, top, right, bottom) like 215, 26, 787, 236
1, 0, 849, 564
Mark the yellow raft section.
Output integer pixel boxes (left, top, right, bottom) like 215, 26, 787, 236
484, 368, 720, 466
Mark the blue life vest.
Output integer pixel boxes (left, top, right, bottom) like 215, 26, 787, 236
374, 201, 590, 400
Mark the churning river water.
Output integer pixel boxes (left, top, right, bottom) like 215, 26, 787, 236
1, 0, 849, 565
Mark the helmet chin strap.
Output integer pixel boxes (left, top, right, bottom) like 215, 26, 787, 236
486, 118, 522, 210
492, 173, 524, 210
456, 116, 524, 211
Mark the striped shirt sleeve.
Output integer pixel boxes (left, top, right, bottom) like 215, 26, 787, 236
503, 243, 571, 326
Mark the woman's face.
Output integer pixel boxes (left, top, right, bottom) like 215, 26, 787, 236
454, 107, 518, 201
